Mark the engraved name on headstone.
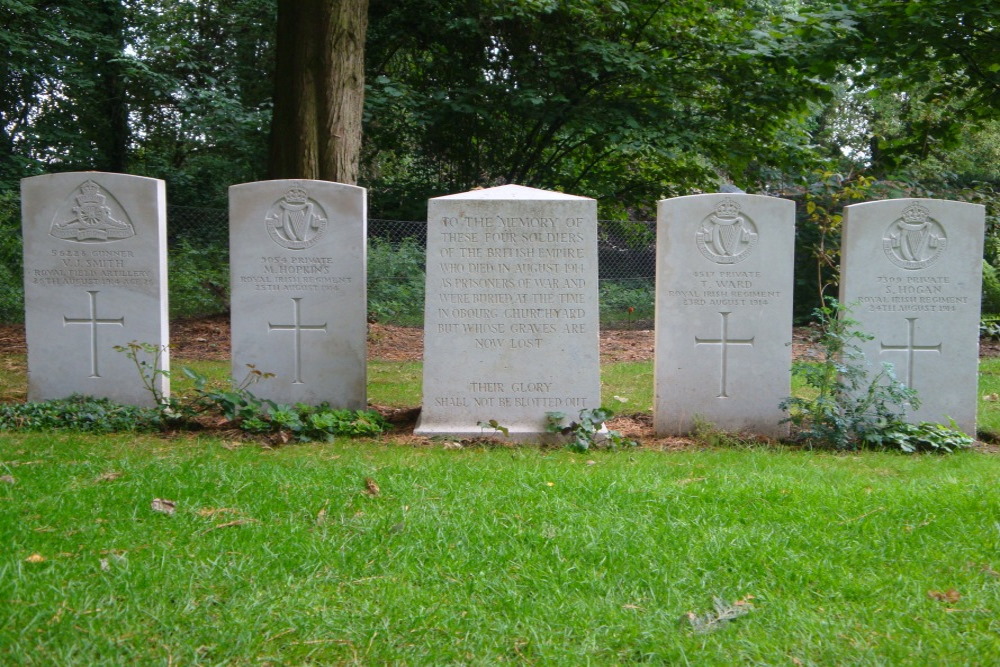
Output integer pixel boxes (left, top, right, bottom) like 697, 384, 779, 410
229, 180, 367, 408
415, 184, 600, 441
21, 173, 169, 406
840, 198, 985, 434
655, 194, 794, 436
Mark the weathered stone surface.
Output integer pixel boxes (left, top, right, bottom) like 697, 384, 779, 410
655, 194, 794, 436
840, 198, 984, 434
21, 172, 169, 406
229, 180, 367, 408
415, 184, 600, 440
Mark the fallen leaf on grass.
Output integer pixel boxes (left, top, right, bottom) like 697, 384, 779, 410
677, 477, 707, 485
983, 393, 999, 402
25, 553, 46, 563
94, 471, 122, 483
151, 498, 176, 515
364, 478, 380, 496
928, 589, 962, 603
0, 474, 15, 484
621, 604, 645, 611
220, 440, 244, 451
684, 596, 754, 634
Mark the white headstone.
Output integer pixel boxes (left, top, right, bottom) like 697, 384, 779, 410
415, 184, 600, 441
655, 194, 795, 436
21, 172, 169, 406
229, 180, 367, 408
840, 198, 985, 434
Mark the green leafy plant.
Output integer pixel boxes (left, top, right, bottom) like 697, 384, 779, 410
780, 299, 918, 450
113, 341, 172, 408
477, 419, 510, 437
0, 395, 163, 433
862, 420, 973, 453
981, 314, 1000, 340
545, 407, 637, 452
260, 403, 388, 442
183, 364, 276, 422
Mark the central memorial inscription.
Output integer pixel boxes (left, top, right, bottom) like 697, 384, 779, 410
415, 185, 600, 440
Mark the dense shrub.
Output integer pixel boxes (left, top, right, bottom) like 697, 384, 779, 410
982, 260, 1000, 315
367, 236, 425, 325
599, 279, 654, 328
0, 192, 24, 323
169, 239, 229, 319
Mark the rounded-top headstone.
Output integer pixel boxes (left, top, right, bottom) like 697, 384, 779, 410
229, 179, 367, 408
840, 198, 985, 434
21, 172, 169, 406
655, 193, 795, 437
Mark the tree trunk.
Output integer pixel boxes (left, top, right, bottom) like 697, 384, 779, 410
268, 0, 368, 184
96, 0, 129, 173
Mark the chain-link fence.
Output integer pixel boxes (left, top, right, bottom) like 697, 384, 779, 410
0, 196, 656, 327
167, 205, 655, 279
169, 205, 656, 327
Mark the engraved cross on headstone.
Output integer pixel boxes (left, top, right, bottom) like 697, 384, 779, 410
879, 317, 942, 388
63, 290, 124, 378
695, 311, 755, 398
268, 297, 327, 384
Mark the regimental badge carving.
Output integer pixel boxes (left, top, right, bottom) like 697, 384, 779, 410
883, 202, 947, 270
695, 198, 758, 264
50, 180, 135, 243
265, 185, 328, 250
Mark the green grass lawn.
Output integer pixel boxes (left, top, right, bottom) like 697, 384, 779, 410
1, 435, 999, 663
2, 351, 1000, 661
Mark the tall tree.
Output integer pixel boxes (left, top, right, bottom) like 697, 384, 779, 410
268, 0, 368, 183
362, 0, 833, 219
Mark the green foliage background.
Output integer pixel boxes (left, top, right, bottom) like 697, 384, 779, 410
1, 0, 999, 323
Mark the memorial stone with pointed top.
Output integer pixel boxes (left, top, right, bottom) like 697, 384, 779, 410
840, 198, 985, 434
655, 194, 795, 436
229, 179, 367, 408
21, 172, 169, 406
415, 184, 601, 441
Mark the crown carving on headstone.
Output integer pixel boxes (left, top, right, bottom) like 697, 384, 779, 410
77, 180, 105, 204
715, 198, 741, 219
283, 186, 309, 204
901, 202, 930, 224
